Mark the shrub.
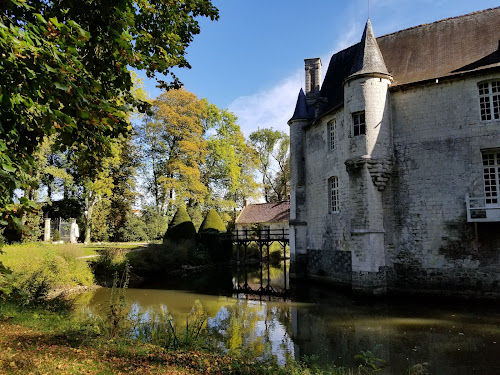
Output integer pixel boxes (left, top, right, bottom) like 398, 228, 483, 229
53, 229, 61, 241
163, 206, 196, 243
199, 209, 226, 233
91, 247, 127, 283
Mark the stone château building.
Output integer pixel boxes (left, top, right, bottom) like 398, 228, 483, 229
288, 7, 500, 297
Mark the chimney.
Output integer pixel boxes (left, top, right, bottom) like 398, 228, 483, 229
243, 199, 248, 207
304, 58, 322, 97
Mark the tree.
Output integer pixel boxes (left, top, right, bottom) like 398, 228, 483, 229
249, 128, 290, 202
0, 0, 218, 230
138, 88, 208, 215
201, 105, 259, 222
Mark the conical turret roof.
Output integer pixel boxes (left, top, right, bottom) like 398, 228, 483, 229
349, 19, 390, 79
289, 88, 314, 122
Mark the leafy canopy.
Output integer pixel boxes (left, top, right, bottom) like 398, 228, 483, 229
0, 0, 218, 228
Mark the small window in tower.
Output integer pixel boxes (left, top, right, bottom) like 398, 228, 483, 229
352, 111, 366, 136
328, 176, 340, 213
328, 119, 336, 150
478, 81, 500, 121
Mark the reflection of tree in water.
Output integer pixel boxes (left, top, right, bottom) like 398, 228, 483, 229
208, 300, 294, 364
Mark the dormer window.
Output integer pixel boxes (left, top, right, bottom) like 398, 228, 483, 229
479, 81, 500, 121
352, 111, 366, 136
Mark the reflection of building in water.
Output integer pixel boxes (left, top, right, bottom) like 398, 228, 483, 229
290, 289, 500, 373
289, 7, 500, 296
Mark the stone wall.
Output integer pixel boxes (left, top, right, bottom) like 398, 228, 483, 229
295, 71, 500, 297
386, 73, 500, 296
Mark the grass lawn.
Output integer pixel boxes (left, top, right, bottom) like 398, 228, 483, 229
0, 242, 146, 259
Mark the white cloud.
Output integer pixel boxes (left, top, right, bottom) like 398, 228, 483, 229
228, 71, 302, 137
229, 24, 360, 138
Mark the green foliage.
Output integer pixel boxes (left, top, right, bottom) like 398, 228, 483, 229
202, 104, 259, 221
0, 0, 218, 232
134, 300, 208, 350
53, 229, 61, 242
0, 249, 14, 300
91, 247, 128, 283
138, 89, 208, 215
142, 207, 168, 241
199, 209, 226, 233
249, 128, 290, 202
1, 243, 93, 305
128, 242, 209, 276
117, 213, 149, 242
106, 263, 131, 338
354, 350, 386, 374
21, 208, 44, 243
164, 206, 197, 243
198, 210, 231, 263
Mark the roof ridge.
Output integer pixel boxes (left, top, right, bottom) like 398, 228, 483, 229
245, 201, 290, 206
378, 7, 500, 40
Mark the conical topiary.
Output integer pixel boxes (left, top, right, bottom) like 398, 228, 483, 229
199, 209, 226, 233
163, 206, 196, 242
198, 209, 231, 263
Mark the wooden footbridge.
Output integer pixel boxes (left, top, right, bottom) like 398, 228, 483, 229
231, 228, 290, 300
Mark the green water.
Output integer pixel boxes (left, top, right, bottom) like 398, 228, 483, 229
83, 265, 500, 374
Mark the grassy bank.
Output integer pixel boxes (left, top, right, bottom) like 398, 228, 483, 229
0, 243, 397, 375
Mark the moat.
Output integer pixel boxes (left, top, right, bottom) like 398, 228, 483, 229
82, 263, 500, 375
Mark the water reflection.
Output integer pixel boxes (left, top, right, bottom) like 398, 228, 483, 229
82, 265, 500, 374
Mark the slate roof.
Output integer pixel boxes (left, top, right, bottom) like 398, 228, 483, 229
235, 201, 290, 224
317, 7, 500, 117
348, 19, 390, 79
290, 88, 315, 121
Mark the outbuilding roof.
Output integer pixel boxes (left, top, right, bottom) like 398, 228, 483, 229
318, 7, 500, 117
235, 201, 290, 224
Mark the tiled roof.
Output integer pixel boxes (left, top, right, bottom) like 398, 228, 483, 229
319, 7, 500, 117
235, 201, 290, 224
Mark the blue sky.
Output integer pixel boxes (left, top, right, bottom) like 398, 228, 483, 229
137, 0, 500, 136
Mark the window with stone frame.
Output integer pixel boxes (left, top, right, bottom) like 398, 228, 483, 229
483, 151, 500, 205
328, 119, 336, 150
478, 81, 500, 121
328, 176, 340, 213
352, 111, 366, 136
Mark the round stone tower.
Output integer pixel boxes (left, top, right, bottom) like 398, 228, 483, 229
343, 19, 393, 295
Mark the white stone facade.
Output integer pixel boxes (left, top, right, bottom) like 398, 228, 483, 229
289, 11, 500, 296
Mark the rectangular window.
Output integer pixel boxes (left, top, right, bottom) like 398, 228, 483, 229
328, 119, 336, 150
352, 111, 366, 136
483, 151, 500, 204
329, 176, 340, 213
479, 81, 500, 121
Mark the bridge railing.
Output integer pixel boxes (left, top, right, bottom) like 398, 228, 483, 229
231, 228, 289, 241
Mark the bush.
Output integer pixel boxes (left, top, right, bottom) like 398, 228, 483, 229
199, 209, 226, 233
164, 206, 196, 243
91, 247, 127, 283
53, 229, 61, 241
